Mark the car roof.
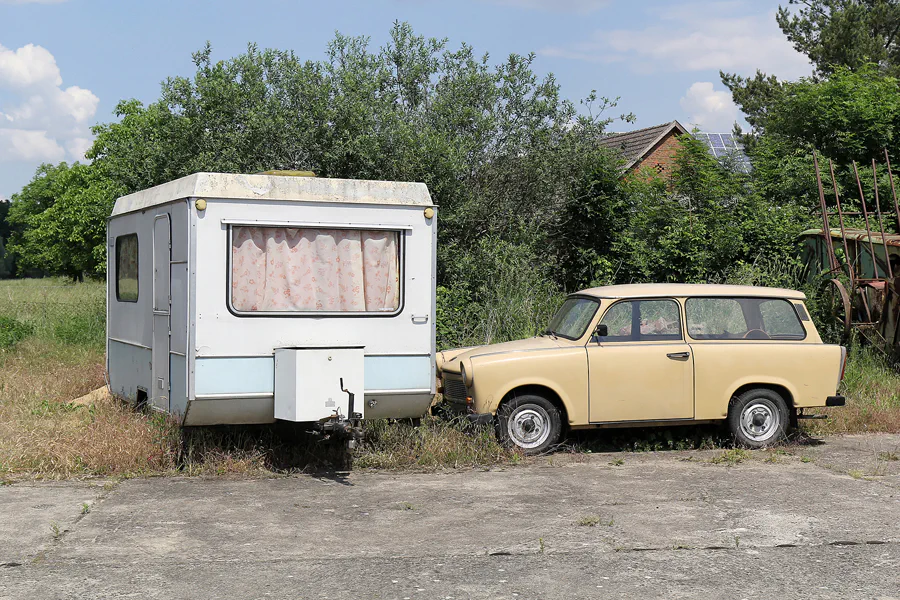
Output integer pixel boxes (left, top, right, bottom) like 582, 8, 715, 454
575, 283, 806, 300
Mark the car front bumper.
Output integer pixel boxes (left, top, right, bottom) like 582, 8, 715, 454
438, 399, 494, 426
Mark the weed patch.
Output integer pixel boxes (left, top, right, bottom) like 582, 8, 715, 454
577, 515, 613, 527
355, 417, 520, 470
0, 315, 32, 350
710, 448, 751, 465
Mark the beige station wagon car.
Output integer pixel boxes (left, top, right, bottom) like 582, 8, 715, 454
436, 284, 847, 453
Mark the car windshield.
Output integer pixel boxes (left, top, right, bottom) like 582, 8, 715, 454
545, 297, 600, 340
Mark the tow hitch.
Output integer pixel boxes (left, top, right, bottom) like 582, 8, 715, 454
321, 377, 364, 448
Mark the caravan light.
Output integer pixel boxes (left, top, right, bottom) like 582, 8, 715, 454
195, 198, 207, 211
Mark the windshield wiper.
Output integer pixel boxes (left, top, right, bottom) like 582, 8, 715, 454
542, 329, 558, 340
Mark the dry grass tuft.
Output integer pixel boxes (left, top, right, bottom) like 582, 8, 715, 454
803, 347, 900, 436
0, 339, 180, 479
354, 416, 521, 470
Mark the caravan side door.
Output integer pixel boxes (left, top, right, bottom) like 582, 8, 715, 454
151, 214, 171, 411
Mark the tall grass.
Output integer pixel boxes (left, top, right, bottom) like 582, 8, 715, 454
809, 345, 900, 434
0, 278, 105, 349
0, 278, 518, 479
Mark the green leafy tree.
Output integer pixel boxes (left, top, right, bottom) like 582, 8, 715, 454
87, 22, 631, 298
777, 0, 900, 77
766, 65, 900, 163
7, 163, 122, 280
608, 136, 810, 284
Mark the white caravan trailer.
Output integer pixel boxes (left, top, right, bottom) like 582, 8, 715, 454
106, 172, 436, 427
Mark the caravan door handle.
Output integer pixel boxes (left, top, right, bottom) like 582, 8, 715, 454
666, 351, 690, 360
411, 314, 429, 324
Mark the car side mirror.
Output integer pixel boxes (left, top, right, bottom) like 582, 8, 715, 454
594, 323, 608, 339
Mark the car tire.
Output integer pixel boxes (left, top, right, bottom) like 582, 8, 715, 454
497, 394, 562, 455
728, 388, 789, 449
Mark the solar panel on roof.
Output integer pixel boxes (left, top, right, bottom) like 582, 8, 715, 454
693, 131, 752, 173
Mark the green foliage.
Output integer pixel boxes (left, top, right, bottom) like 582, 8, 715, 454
7, 163, 122, 279
0, 315, 33, 350
437, 237, 564, 348
86, 23, 627, 341
601, 135, 810, 285
767, 66, 900, 164
776, 0, 900, 78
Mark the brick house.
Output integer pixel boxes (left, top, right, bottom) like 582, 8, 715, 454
598, 120, 689, 180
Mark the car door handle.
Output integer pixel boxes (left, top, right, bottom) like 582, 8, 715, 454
667, 352, 690, 360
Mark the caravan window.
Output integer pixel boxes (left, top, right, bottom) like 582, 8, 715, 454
115, 234, 139, 302
229, 226, 401, 314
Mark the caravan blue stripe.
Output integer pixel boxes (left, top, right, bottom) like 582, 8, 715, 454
194, 355, 432, 395
195, 357, 274, 395
364, 355, 432, 390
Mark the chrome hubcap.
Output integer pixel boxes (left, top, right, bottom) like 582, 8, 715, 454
508, 406, 551, 449
740, 402, 779, 441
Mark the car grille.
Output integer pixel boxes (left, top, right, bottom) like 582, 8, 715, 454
442, 374, 468, 404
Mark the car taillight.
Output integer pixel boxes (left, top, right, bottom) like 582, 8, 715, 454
839, 346, 848, 383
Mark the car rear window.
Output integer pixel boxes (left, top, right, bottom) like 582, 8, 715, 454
685, 297, 805, 340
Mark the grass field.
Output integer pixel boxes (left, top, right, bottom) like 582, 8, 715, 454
1, 277, 898, 479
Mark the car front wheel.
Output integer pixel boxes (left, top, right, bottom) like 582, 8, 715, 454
728, 388, 789, 449
497, 394, 562, 455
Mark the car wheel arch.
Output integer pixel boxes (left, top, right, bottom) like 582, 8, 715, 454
499, 384, 571, 427
728, 382, 795, 410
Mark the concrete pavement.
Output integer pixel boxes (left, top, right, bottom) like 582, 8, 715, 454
1, 434, 898, 599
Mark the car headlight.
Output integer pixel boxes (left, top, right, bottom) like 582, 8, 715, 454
460, 361, 473, 387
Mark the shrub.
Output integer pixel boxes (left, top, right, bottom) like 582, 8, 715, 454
0, 315, 33, 350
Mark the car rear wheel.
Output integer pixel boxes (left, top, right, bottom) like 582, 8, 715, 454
728, 388, 789, 449
497, 394, 562, 455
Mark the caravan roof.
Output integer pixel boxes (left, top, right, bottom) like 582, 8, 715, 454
111, 172, 434, 217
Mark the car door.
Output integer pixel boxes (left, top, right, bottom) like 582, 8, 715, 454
587, 298, 694, 422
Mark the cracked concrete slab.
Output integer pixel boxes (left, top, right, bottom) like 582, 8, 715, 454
0, 482, 103, 565
0, 434, 898, 599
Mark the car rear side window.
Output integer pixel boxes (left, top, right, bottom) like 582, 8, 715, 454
686, 297, 805, 340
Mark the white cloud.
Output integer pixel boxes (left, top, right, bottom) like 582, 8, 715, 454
0, 43, 62, 89
541, 1, 811, 79
0, 129, 65, 161
679, 81, 739, 131
0, 43, 97, 163
486, 0, 610, 13
65, 137, 93, 161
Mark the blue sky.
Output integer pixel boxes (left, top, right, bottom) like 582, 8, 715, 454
0, 0, 811, 199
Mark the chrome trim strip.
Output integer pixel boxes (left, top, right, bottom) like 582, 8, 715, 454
195, 389, 432, 400
108, 337, 152, 351
194, 353, 433, 359
194, 392, 274, 400
220, 218, 413, 231
365, 388, 432, 396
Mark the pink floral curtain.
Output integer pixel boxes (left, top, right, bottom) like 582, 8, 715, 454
231, 227, 400, 312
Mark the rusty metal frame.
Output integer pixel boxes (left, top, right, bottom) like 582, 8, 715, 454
813, 151, 900, 336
